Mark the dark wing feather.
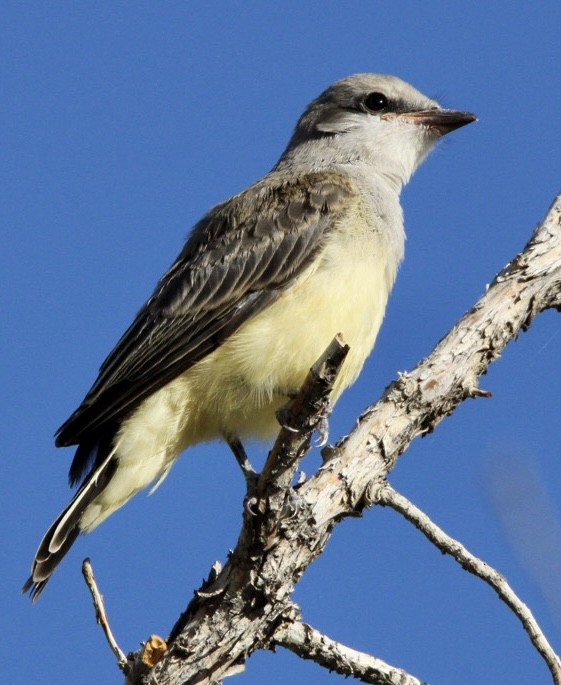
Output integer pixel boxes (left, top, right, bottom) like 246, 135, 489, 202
56, 172, 356, 474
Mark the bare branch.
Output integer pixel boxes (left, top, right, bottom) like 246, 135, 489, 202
128, 194, 561, 685
302, 190, 561, 523
82, 558, 129, 672
378, 483, 561, 685
274, 621, 428, 685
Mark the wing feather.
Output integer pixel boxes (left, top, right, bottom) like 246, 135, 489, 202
56, 172, 357, 470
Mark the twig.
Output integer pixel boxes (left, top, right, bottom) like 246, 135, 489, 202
274, 621, 427, 685
378, 483, 561, 685
82, 558, 129, 672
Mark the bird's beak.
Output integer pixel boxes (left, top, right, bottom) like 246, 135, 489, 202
384, 109, 477, 135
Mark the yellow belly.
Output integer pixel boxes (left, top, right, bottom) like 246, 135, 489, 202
82, 225, 396, 530
178, 225, 394, 443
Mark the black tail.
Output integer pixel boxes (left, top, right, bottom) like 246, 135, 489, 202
23, 452, 118, 601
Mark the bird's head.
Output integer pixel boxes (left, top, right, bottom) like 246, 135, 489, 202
277, 73, 476, 191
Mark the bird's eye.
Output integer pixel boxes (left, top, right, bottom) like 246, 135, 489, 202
363, 92, 388, 113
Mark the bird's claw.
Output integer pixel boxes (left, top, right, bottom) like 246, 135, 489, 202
245, 495, 259, 516
314, 399, 333, 447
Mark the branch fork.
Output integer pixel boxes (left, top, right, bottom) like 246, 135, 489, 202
80, 192, 561, 685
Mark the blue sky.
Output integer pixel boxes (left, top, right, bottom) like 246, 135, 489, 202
3, 2, 561, 684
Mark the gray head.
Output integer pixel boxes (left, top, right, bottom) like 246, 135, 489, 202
276, 73, 476, 191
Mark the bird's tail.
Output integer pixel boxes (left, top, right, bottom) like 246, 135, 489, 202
22, 451, 118, 602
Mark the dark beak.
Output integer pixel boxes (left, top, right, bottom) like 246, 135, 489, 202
386, 109, 477, 135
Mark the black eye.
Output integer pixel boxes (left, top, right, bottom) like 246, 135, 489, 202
363, 92, 388, 113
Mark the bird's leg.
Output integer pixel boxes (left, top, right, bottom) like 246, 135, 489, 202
227, 437, 258, 489
227, 437, 259, 514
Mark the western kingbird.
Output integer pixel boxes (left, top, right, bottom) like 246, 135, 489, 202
24, 73, 475, 600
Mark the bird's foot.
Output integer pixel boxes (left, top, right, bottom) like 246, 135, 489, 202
314, 399, 333, 447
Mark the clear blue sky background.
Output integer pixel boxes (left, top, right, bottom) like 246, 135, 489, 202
3, 3, 561, 684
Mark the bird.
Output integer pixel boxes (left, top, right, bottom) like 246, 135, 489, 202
23, 73, 476, 600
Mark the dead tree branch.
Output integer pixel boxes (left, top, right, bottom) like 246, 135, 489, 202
378, 483, 561, 684
82, 558, 128, 671
121, 192, 561, 685
274, 621, 427, 685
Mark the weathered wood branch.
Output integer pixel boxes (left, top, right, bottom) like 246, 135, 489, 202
378, 483, 561, 684
123, 192, 561, 685
273, 621, 428, 685
82, 558, 128, 671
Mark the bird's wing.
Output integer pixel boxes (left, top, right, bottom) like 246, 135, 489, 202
55, 172, 357, 463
